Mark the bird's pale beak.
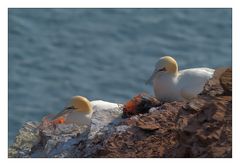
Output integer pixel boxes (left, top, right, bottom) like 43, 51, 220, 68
52, 108, 73, 120
145, 70, 157, 85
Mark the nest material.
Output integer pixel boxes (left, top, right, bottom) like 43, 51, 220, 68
122, 93, 162, 118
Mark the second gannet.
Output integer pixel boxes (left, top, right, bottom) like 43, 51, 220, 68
52, 96, 122, 126
147, 56, 215, 101
52, 96, 93, 125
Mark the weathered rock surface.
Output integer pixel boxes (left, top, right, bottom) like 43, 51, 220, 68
9, 102, 123, 158
9, 68, 232, 158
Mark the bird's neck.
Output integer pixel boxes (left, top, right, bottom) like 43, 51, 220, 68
153, 72, 177, 83
164, 71, 178, 78
173, 71, 179, 77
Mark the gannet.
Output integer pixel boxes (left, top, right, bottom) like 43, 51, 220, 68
147, 56, 215, 101
52, 96, 122, 126
52, 96, 93, 125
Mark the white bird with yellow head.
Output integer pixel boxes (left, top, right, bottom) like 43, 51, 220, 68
52, 96, 121, 126
52, 96, 93, 125
147, 56, 215, 101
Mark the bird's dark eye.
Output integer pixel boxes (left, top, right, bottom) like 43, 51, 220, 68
158, 67, 166, 72
65, 106, 75, 109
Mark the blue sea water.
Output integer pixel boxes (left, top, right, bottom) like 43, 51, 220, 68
8, 8, 232, 144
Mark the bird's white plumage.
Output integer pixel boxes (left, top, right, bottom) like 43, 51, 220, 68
65, 101, 120, 125
91, 100, 120, 112
54, 98, 122, 126
88, 100, 122, 139
149, 56, 215, 101
64, 110, 93, 125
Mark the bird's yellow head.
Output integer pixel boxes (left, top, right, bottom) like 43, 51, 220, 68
146, 56, 178, 84
155, 56, 178, 75
68, 96, 93, 113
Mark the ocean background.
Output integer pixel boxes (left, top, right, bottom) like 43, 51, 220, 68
8, 8, 232, 144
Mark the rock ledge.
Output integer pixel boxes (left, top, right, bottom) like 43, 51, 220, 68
9, 68, 232, 158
